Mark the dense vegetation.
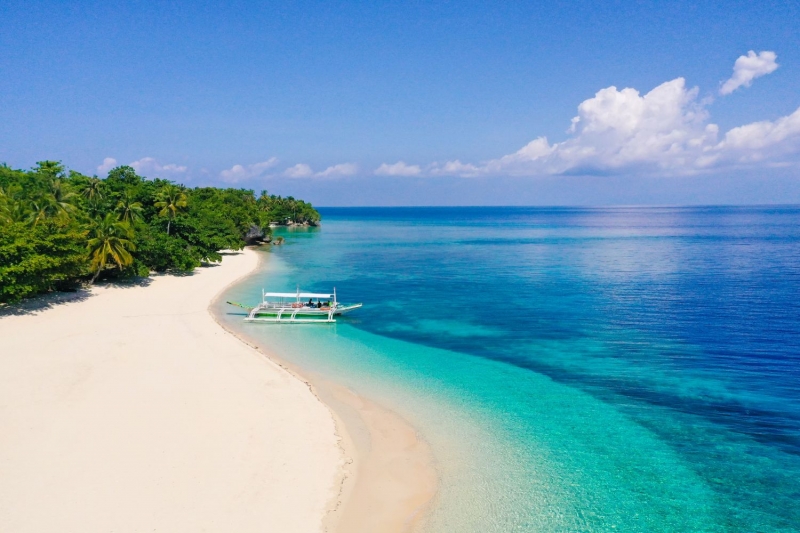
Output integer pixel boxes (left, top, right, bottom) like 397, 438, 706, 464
0, 161, 320, 303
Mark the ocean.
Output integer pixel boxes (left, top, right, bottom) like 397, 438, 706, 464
218, 206, 800, 532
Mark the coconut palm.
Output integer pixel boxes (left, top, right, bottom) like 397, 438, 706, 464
27, 180, 77, 226
27, 199, 51, 227
34, 160, 65, 179
286, 195, 297, 223
82, 177, 104, 202
115, 193, 143, 225
50, 179, 77, 218
86, 214, 136, 283
1, 185, 29, 225
81, 177, 105, 219
154, 184, 188, 235
0, 186, 11, 226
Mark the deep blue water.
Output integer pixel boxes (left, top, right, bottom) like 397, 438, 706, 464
221, 206, 800, 532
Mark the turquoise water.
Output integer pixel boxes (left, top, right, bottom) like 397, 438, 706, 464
218, 207, 800, 532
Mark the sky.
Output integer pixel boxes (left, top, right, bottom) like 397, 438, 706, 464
1, 0, 799, 205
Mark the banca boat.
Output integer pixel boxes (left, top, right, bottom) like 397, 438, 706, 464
228, 288, 362, 323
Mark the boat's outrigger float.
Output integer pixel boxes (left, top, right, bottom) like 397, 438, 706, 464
228, 288, 362, 323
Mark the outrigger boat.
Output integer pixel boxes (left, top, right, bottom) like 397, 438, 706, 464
228, 288, 362, 323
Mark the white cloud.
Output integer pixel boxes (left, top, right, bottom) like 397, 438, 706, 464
97, 157, 118, 175
283, 163, 314, 178
431, 78, 720, 177
720, 50, 779, 95
316, 163, 358, 177
130, 157, 187, 176
283, 163, 358, 178
427, 56, 800, 177
705, 106, 800, 166
429, 160, 481, 176
374, 161, 422, 176
219, 158, 279, 183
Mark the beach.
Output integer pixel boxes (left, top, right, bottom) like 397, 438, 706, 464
0, 249, 343, 532
215, 209, 800, 532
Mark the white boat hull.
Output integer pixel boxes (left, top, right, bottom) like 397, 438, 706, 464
244, 303, 362, 323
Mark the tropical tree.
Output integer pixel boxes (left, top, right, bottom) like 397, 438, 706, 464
0, 222, 89, 303
34, 160, 65, 180
0, 186, 10, 225
0, 185, 28, 225
286, 196, 297, 222
27, 180, 77, 226
154, 184, 188, 235
115, 193, 143, 225
1, 159, 320, 301
50, 179, 77, 219
86, 214, 136, 283
27, 198, 51, 227
82, 177, 104, 202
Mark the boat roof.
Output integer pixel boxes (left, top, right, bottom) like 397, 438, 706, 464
264, 292, 334, 298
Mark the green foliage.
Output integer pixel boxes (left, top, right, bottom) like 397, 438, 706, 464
0, 160, 320, 303
257, 190, 320, 225
154, 184, 188, 235
87, 214, 136, 283
0, 222, 89, 303
132, 224, 201, 272
115, 193, 143, 225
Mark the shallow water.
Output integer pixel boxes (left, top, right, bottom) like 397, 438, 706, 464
218, 206, 800, 532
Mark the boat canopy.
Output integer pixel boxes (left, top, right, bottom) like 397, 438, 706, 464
263, 292, 334, 299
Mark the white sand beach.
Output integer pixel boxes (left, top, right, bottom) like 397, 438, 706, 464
0, 249, 343, 533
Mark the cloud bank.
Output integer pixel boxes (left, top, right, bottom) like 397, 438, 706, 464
220, 158, 279, 182
316, 163, 358, 177
374, 51, 797, 178
280, 162, 358, 178
283, 163, 314, 178
720, 50, 779, 95
374, 161, 422, 176
97, 156, 187, 177
130, 157, 187, 176
97, 52, 793, 183
97, 157, 118, 175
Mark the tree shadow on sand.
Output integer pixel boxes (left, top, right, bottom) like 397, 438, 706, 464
0, 288, 94, 317
1, 276, 154, 316
0, 254, 245, 317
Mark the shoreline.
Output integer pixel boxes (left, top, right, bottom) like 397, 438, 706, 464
210, 247, 439, 533
0, 249, 341, 532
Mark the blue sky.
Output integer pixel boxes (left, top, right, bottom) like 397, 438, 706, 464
1, 0, 799, 205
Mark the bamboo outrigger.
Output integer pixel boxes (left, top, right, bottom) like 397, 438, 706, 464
228, 288, 362, 323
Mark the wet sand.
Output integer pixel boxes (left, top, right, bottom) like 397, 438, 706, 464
210, 252, 439, 533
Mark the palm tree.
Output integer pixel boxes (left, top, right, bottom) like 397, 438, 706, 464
286, 196, 297, 223
154, 184, 188, 235
0, 185, 28, 225
86, 214, 136, 284
34, 160, 65, 178
0, 186, 11, 225
115, 193, 143, 225
82, 177, 104, 202
50, 179, 77, 219
27, 180, 77, 226
27, 199, 51, 227
81, 177, 105, 218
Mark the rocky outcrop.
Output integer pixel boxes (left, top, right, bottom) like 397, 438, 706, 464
244, 225, 268, 245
